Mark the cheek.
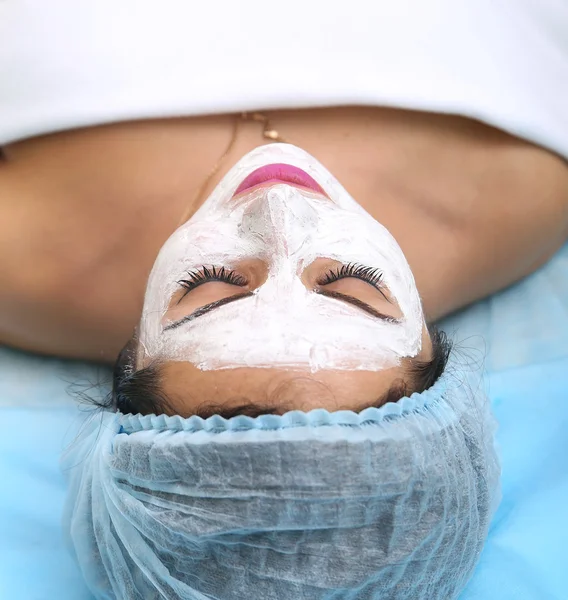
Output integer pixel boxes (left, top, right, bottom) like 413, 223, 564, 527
157, 215, 255, 265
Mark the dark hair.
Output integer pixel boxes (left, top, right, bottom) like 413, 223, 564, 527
104, 327, 452, 418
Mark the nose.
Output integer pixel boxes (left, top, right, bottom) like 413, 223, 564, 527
240, 186, 320, 258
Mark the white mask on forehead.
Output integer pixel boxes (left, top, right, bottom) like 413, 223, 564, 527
139, 144, 425, 371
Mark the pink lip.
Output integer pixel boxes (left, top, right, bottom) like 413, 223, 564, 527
233, 163, 327, 197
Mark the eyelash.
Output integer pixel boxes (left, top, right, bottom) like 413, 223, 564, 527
317, 263, 385, 289
177, 266, 248, 296
177, 263, 384, 297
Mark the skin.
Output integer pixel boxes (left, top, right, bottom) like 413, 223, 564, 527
158, 351, 430, 417
1, 106, 568, 367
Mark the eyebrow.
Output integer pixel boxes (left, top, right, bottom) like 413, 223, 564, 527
163, 286, 398, 333
163, 292, 254, 331
315, 289, 399, 322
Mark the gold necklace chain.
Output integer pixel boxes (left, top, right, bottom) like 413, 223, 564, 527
178, 112, 288, 225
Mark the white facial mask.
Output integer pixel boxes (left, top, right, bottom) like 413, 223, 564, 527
139, 144, 425, 371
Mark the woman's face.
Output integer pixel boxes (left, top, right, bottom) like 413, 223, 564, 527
138, 144, 431, 415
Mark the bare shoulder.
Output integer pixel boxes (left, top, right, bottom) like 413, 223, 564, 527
0, 123, 211, 360
375, 120, 568, 320
0, 110, 566, 360
0, 116, 270, 360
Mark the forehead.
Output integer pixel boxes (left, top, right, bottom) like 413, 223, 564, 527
159, 361, 416, 416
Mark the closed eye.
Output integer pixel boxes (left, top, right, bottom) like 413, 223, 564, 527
176, 266, 248, 304
164, 262, 400, 330
164, 265, 252, 329
316, 263, 390, 302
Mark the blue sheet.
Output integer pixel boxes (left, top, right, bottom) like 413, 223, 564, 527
1, 244, 567, 600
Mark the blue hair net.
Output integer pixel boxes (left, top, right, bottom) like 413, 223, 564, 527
62, 360, 500, 600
